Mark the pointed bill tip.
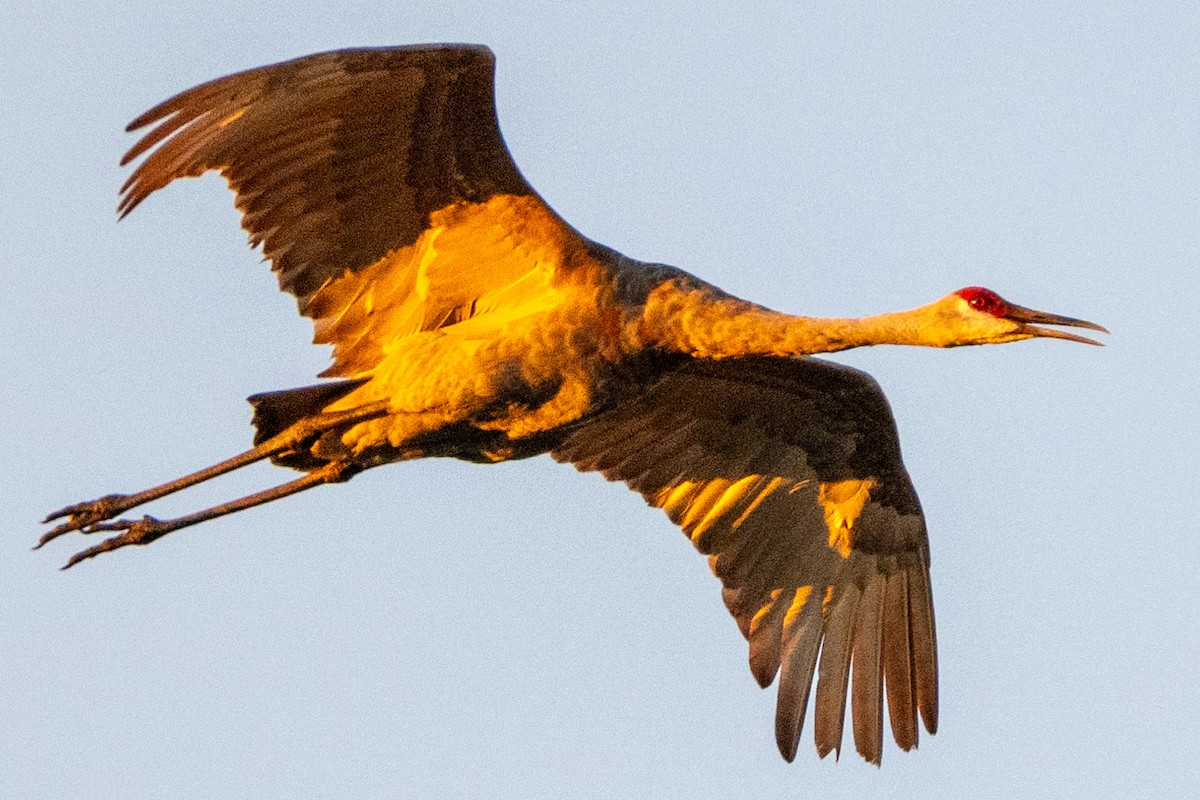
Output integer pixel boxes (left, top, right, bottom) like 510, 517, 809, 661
1006, 305, 1108, 346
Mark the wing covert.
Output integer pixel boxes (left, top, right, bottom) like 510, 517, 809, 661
552, 355, 939, 763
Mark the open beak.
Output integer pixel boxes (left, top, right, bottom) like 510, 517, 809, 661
1007, 305, 1109, 346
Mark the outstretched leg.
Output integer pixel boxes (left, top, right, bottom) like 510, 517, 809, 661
58, 460, 359, 569
39, 400, 389, 550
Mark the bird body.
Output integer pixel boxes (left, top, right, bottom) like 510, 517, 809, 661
41, 44, 1105, 765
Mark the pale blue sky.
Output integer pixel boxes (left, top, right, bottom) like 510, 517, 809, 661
4, 2, 1198, 798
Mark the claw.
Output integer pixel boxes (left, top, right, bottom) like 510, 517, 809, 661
43, 457, 360, 567
42, 493, 133, 524
60, 516, 173, 570
39, 405, 387, 563
36, 521, 91, 550
37, 494, 135, 548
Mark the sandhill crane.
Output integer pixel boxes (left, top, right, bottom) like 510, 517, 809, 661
39, 45, 1105, 765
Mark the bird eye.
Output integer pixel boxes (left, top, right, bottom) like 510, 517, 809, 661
959, 287, 1006, 317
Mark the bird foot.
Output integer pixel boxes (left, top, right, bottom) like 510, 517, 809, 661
58, 515, 175, 570
37, 494, 136, 548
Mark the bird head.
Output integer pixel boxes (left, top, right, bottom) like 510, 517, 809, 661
923, 287, 1107, 347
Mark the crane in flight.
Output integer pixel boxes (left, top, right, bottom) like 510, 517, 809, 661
38, 45, 1105, 765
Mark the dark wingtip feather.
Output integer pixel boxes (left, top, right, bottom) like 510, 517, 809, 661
773, 588, 823, 765
851, 575, 885, 766
814, 584, 859, 761
748, 594, 786, 689
883, 569, 918, 751
908, 562, 939, 735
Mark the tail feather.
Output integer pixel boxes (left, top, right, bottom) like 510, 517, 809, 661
247, 378, 368, 468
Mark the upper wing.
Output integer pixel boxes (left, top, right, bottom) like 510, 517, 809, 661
552, 355, 938, 764
120, 46, 588, 375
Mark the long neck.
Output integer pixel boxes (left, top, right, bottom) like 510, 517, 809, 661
641, 283, 945, 357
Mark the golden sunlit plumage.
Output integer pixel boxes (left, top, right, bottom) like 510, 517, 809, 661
39, 45, 1106, 765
